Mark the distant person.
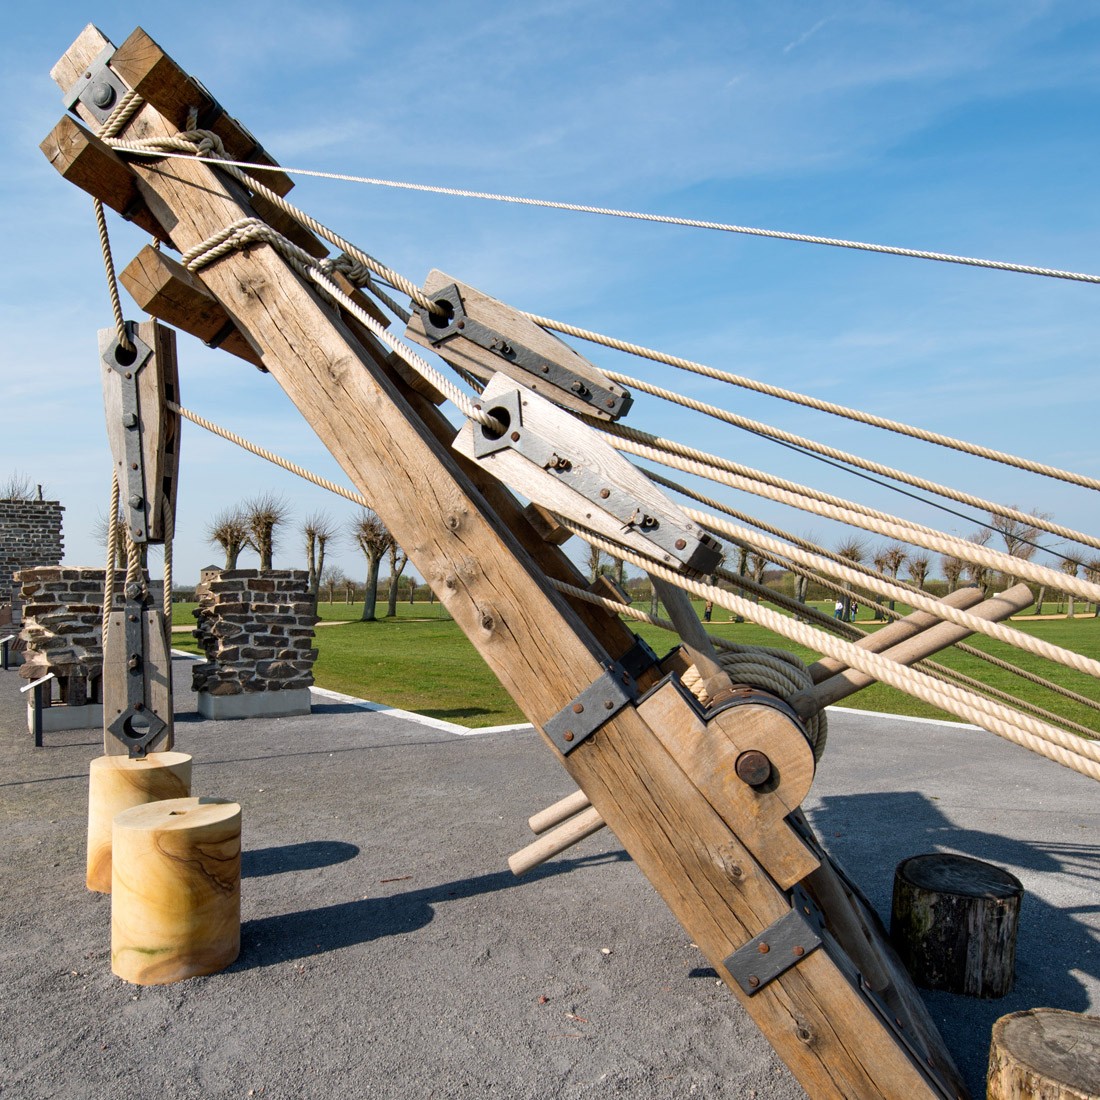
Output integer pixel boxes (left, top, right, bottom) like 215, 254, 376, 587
703, 600, 713, 622
834, 599, 844, 619
850, 602, 859, 622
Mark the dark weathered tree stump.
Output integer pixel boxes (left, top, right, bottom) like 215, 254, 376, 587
890, 852, 1022, 998
987, 1008, 1100, 1100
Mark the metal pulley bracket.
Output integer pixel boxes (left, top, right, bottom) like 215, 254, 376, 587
723, 886, 824, 996
101, 322, 154, 544
106, 590, 169, 756
62, 42, 130, 124
454, 377, 722, 577
543, 661, 638, 755
405, 270, 631, 422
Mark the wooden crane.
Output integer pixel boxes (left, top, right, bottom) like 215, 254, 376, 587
42, 24, 1058, 1097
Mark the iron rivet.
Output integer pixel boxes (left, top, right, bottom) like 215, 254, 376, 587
757, 942, 770, 955
510, 431, 520, 442
572, 703, 584, 714
605, 399, 615, 408
130, 462, 138, 470
134, 702, 144, 712
124, 371, 132, 380
675, 538, 687, 550
792, 945, 805, 957
128, 615, 138, 623
604, 699, 614, 710
599, 488, 610, 499
563, 731, 574, 742
90, 82, 116, 109
129, 495, 143, 508
748, 976, 760, 988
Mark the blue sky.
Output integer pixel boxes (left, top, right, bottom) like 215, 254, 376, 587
2, 1, 1098, 589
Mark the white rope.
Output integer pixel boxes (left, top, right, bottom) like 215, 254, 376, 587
95, 147, 1100, 286
605, 368, 1100, 552
603, 426, 1100, 605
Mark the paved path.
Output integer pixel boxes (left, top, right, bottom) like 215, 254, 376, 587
1, 660, 1096, 1099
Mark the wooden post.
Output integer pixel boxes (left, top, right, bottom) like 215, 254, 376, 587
111, 796, 241, 985
987, 1009, 1100, 1100
891, 853, 1023, 998
86, 750, 192, 891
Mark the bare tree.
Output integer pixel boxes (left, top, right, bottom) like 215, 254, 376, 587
207, 507, 249, 570
320, 565, 347, 605
351, 509, 393, 622
1, 472, 36, 501
386, 541, 410, 618
1084, 557, 1100, 617
907, 553, 931, 590
880, 543, 908, 611
1061, 557, 1081, 618
940, 554, 966, 592
748, 551, 768, 602
966, 529, 994, 596
244, 493, 290, 572
303, 513, 338, 596
835, 537, 867, 619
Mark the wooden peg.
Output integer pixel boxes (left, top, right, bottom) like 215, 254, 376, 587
510, 805, 605, 876
121, 246, 265, 368
523, 502, 573, 546
528, 788, 592, 833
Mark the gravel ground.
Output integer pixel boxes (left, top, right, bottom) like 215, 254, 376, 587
1, 656, 1096, 1099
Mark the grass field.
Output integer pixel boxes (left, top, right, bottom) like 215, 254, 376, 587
171, 598, 1100, 732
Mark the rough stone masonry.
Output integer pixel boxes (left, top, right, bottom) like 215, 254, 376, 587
0, 499, 64, 605
192, 569, 318, 698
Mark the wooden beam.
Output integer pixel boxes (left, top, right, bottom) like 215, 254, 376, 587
121, 246, 264, 368
39, 115, 169, 244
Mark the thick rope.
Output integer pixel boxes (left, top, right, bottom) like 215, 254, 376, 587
572, 525, 1100, 780
103, 472, 120, 641
606, 369, 1100, 552
161, 497, 174, 628
605, 426, 1100, 605
544, 316, 1100, 493
92, 199, 133, 354
94, 147, 1100, 286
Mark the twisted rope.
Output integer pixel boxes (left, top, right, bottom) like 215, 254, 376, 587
102, 472, 120, 641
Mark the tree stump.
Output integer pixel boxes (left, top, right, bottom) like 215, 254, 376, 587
111, 796, 241, 985
890, 852, 1022, 998
86, 751, 192, 892
988, 1008, 1100, 1100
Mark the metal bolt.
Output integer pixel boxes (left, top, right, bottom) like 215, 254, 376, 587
124, 412, 138, 428
599, 488, 610, 499
510, 431, 520, 442
604, 699, 615, 710
124, 371, 132, 380
757, 942, 770, 955
563, 731, 574, 742
130, 462, 138, 470
133, 529, 142, 538
675, 538, 687, 550
541, 365, 549, 373
457, 320, 465, 329
129, 494, 143, 508
128, 615, 138, 623
748, 976, 760, 988
572, 703, 584, 714
605, 399, 615, 408
128, 655, 140, 670
792, 945, 805, 957
134, 702, 144, 712
570, 381, 587, 395
735, 749, 773, 787
90, 82, 116, 109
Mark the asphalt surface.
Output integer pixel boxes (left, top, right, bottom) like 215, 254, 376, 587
1, 656, 1096, 1099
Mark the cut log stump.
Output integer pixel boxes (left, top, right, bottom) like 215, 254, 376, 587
988, 1008, 1100, 1100
111, 796, 241, 985
890, 852, 1022, 998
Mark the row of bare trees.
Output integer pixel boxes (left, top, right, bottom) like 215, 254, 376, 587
206, 497, 413, 622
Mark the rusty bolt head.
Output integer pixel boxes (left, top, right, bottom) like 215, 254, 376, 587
735, 749, 773, 788
605, 398, 615, 408
572, 702, 584, 714
510, 431, 521, 442
748, 976, 760, 988
757, 942, 770, 955
124, 371, 133, 380
604, 699, 614, 710
675, 538, 687, 550
563, 731, 574, 742
792, 945, 805, 957
134, 702, 144, 712
599, 488, 610, 499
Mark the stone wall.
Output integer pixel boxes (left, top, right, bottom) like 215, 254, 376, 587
0, 500, 64, 604
17, 567, 126, 704
192, 570, 318, 699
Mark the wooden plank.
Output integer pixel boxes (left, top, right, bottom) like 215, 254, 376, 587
111, 27, 294, 196
453, 373, 716, 575
98, 320, 180, 542
48, 35, 962, 1098
39, 115, 170, 244
121, 246, 265, 368
102, 609, 173, 755
406, 269, 630, 420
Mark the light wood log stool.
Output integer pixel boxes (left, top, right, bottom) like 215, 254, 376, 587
988, 1008, 1100, 1100
890, 852, 1023, 998
111, 797, 241, 985
86, 751, 192, 892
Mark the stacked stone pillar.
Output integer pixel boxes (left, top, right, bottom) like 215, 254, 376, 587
192, 569, 318, 718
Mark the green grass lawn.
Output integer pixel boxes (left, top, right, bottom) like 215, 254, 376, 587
170, 597, 1100, 732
